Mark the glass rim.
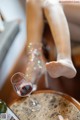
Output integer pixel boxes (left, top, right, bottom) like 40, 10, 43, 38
11, 72, 26, 84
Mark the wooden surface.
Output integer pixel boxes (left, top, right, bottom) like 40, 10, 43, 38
10, 90, 80, 120
0, 24, 80, 105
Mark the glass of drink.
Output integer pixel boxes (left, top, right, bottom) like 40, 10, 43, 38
11, 72, 36, 97
11, 70, 43, 111
11, 43, 48, 111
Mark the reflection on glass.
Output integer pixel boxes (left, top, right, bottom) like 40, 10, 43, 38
11, 46, 47, 111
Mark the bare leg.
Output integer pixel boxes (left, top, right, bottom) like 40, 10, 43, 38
27, 0, 44, 48
43, 1, 76, 78
26, 0, 45, 82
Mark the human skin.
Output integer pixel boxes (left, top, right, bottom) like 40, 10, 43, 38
26, 0, 77, 78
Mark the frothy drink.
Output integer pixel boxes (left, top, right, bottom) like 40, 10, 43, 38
11, 92, 80, 120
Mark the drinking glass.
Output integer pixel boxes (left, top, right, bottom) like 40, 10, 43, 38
11, 43, 48, 111
11, 72, 37, 97
11, 72, 42, 111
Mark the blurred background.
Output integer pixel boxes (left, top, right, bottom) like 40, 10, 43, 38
0, 0, 26, 89
0, 0, 80, 105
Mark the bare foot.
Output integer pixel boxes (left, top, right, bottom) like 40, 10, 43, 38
46, 60, 77, 78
